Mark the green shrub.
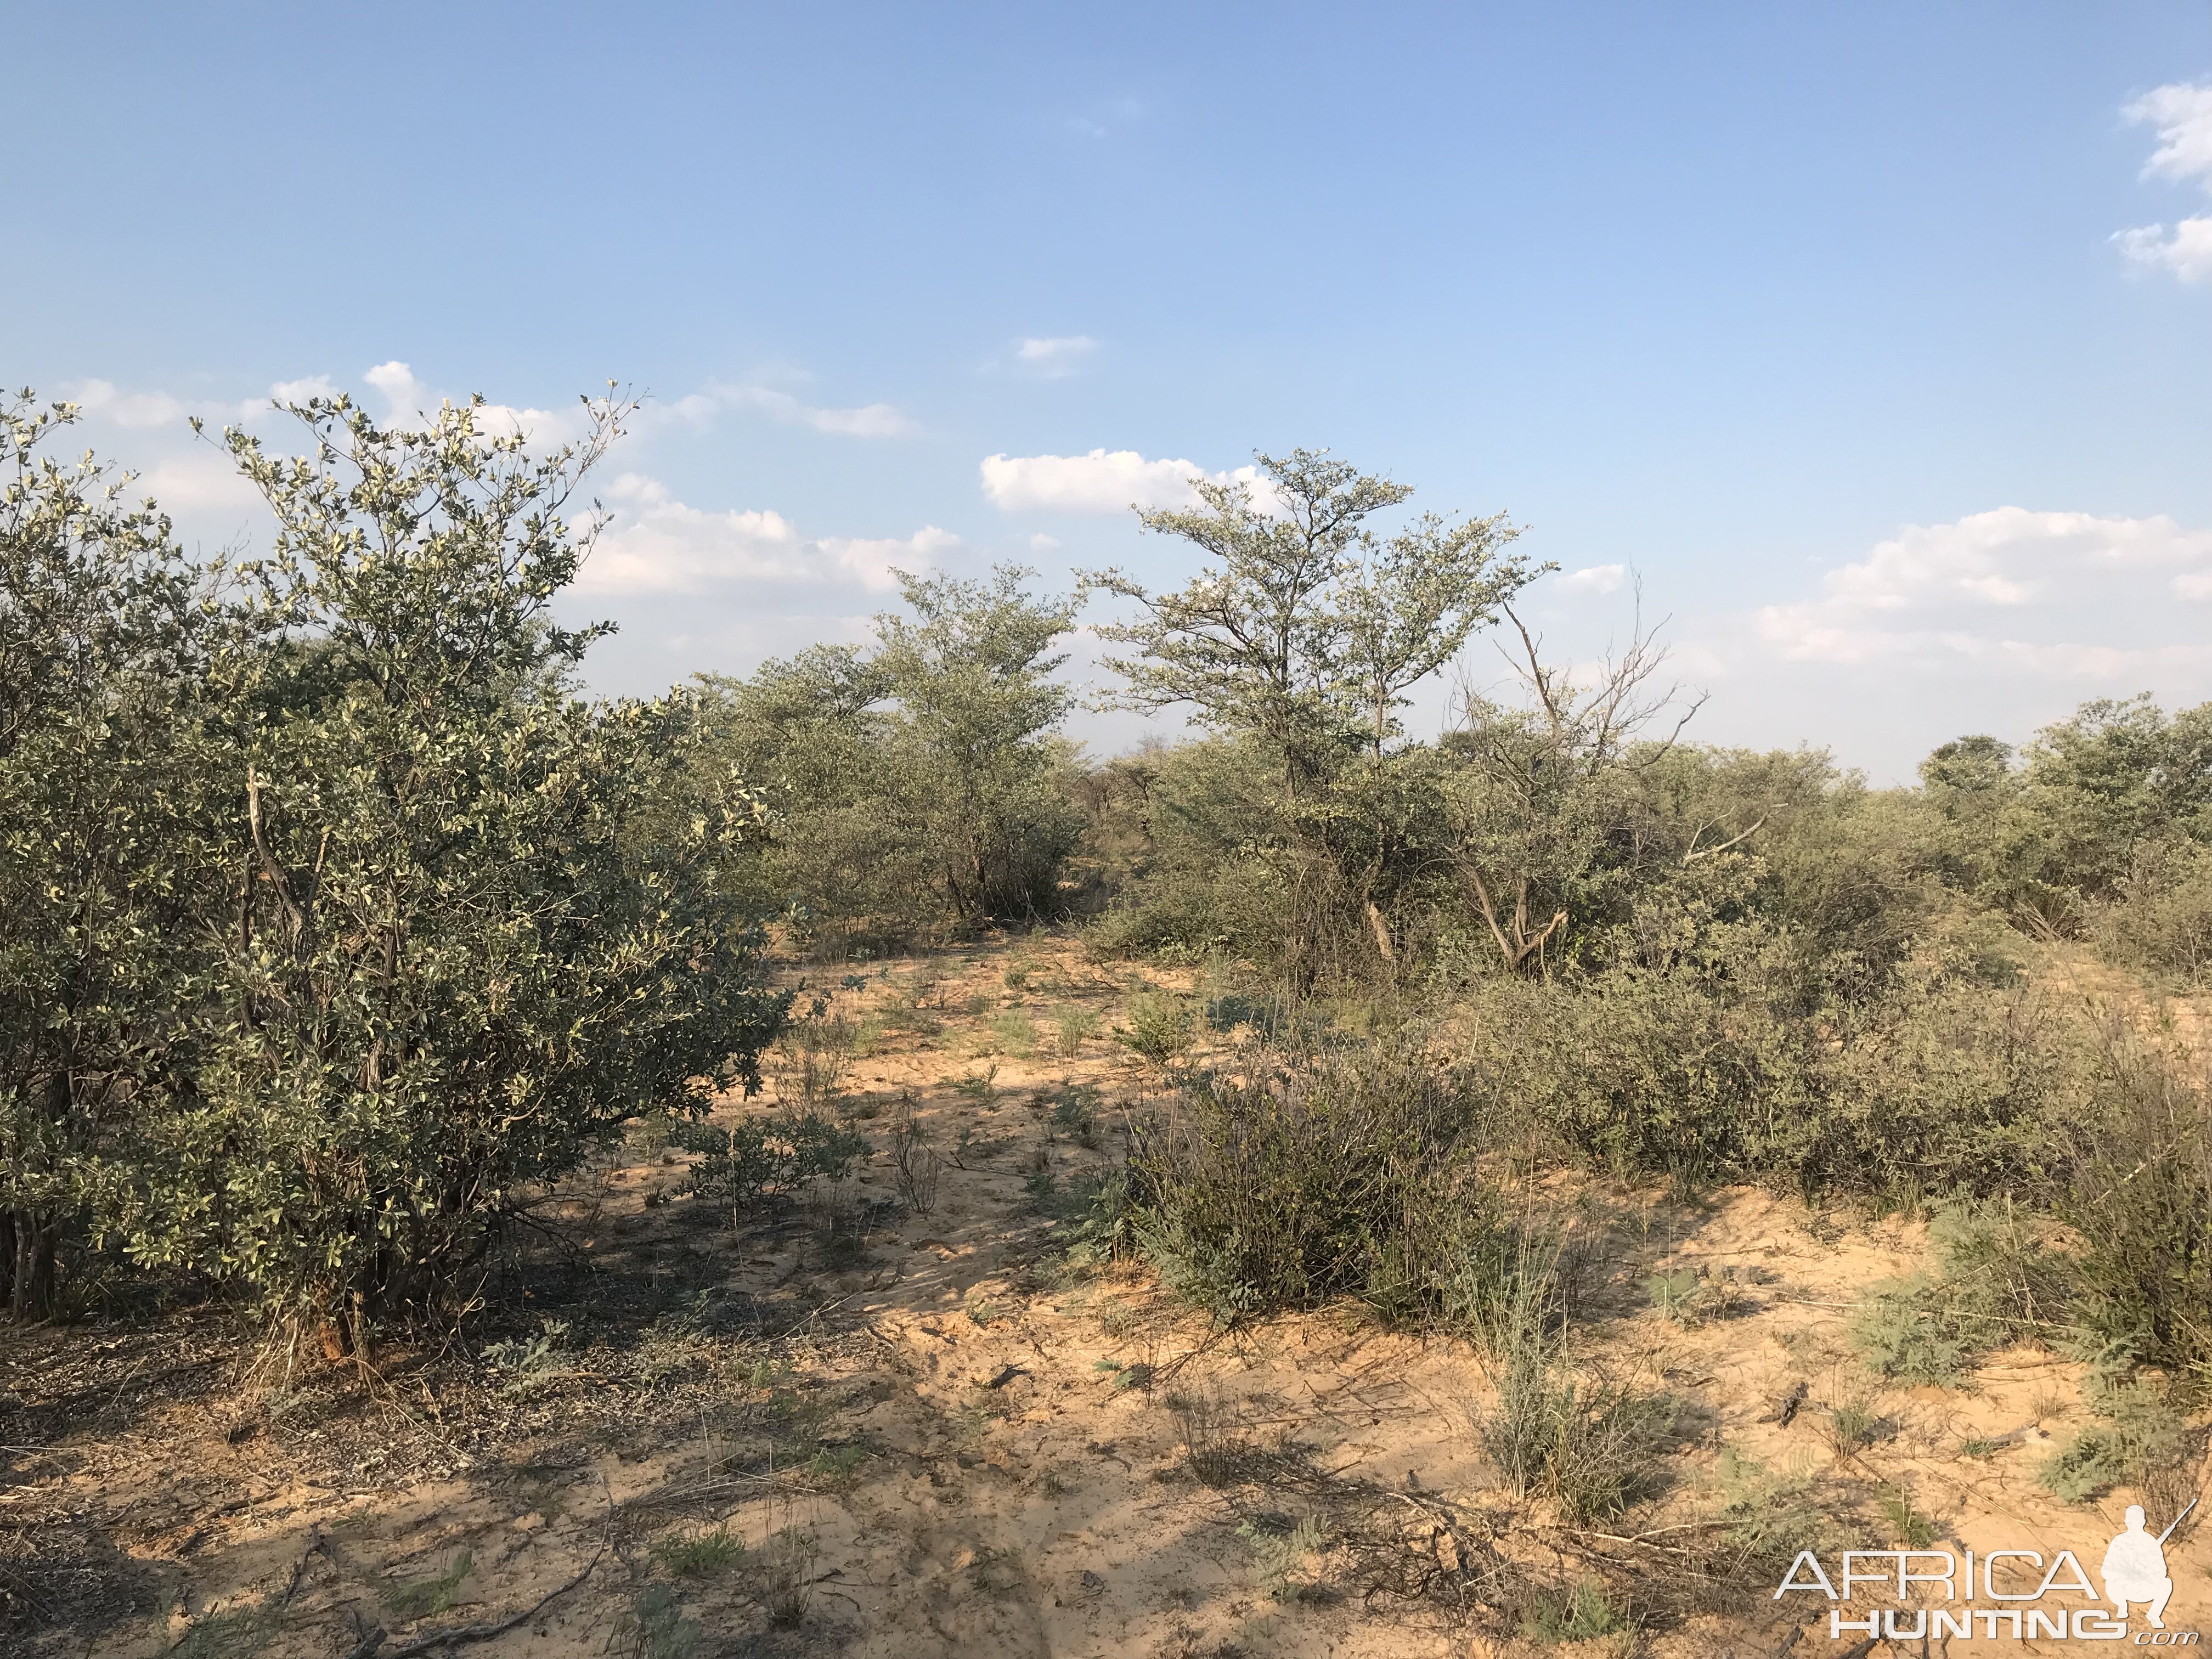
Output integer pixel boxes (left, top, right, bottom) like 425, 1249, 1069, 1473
93, 394, 789, 1343
1127, 1038, 1503, 1323
1521, 1579, 1622, 1643
1477, 1269, 1674, 1524
1850, 1198, 2066, 1384
383, 1551, 473, 1619
1119, 991, 1195, 1064
672, 1111, 867, 1224
1053, 1007, 1101, 1057
1703, 1452, 1839, 1582
651, 1527, 744, 1579
2059, 1026, 2212, 1375
2039, 1372, 2194, 1504
2092, 840, 2212, 986
1237, 1513, 1324, 1601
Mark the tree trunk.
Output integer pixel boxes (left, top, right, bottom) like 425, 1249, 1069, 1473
7, 1212, 58, 1321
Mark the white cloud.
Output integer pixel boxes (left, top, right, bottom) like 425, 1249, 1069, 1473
267, 375, 340, 407
1028, 533, 1062, 551
650, 379, 916, 439
1014, 336, 1099, 377
577, 472, 951, 596
67, 379, 197, 429
2114, 217, 2212, 283
1558, 563, 1626, 596
362, 360, 585, 445
135, 453, 265, 512
2117, 82, 2212, 283
980, 448, 1273, 514
1755, 507, 2212, 672
2128, 81, 2212, 189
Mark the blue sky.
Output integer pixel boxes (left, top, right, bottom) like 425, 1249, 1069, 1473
9, 3, 2210, 778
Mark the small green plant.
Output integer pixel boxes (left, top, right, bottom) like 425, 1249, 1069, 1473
804, 1444, 867, 1490
670, 1110, 868, 1226
1823, 1395, 1890, 1456
951, 1065, 1000, 1107
1850, 1198, 2064, 1386
1054, 1007, 1101, 1057
1171, 1386, 1250, 1485
1477, 1288, 1674, 1523
383, 1551, 473, 1620
1237, 1513, 1324, 1601
1705, 1451, 1839, 1582
651, 1526, 744, 1579
965, 990, 996, 1018
966, 1295, 1001, 1327
1646, 1263, 1746, 1327
1003, 960, 1034, 992
990, 1011, 1038, 1057
1119, 990, 1194, 1064
774, 995, 856, 1108
1052, 1083, 1102, 1148
611, 1584, 698, 1659
1521, 1579, 1621, 1643
2038, 1373, 2193, 1503
1877, 1486, 1938, 1548
1959, 1435, 2008, 1458
481, 1318, 574, 1399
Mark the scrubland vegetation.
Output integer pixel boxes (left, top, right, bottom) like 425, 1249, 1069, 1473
9, 387, 2212, 1655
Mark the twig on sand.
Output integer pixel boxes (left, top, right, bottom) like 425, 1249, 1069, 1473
356, 1548, 603, 1656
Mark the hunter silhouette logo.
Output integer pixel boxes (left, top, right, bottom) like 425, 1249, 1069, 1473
2104, 1504, 2183, 1630
1774, 1499, 2200, 1643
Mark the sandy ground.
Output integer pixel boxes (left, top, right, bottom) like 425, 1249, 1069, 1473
4, 935, 2206, 1658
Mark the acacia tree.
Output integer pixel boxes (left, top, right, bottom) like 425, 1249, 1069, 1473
873, 565, 1081, 921
1086, 450, 1537, 787
0, 393, 229, 1318
1085, 449, 1542, 975
104, 392, 786, 1352
697, 565, 1080, 940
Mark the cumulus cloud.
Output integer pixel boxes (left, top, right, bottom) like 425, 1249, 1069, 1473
1014, 336, 1098, 377
1755, 507, 2212, 673
2114, 217, 2212, 283
2117, 81, 2212, 283
360, 360, 586, 445
2130, 81, 2212, 188
980, 448, 1273, 514
576, 472, 950, 596
1558, 563, 1626, 596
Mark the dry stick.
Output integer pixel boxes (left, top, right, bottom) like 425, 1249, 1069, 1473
369, 1547, 604, 1657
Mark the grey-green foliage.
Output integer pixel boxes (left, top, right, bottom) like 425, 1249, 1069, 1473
2058, 1021, 2212, 1376
1128, 1036, 1508, 1324
25, 391, 791, 1342
2039, 1368, 2194, 1504
1850, 1199, 2066, 1385
1087, 448, 1538, 777
1922, 697, 2212, 927
0, 391, 232, 1319
2091, 837, 2212, 986
670, 1110, 867, 1222
1520, 1580, 1621, 1644
1479, 1280, 1674, 1524
1082, 450, 1542, 981
695, 565, 1081, 944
